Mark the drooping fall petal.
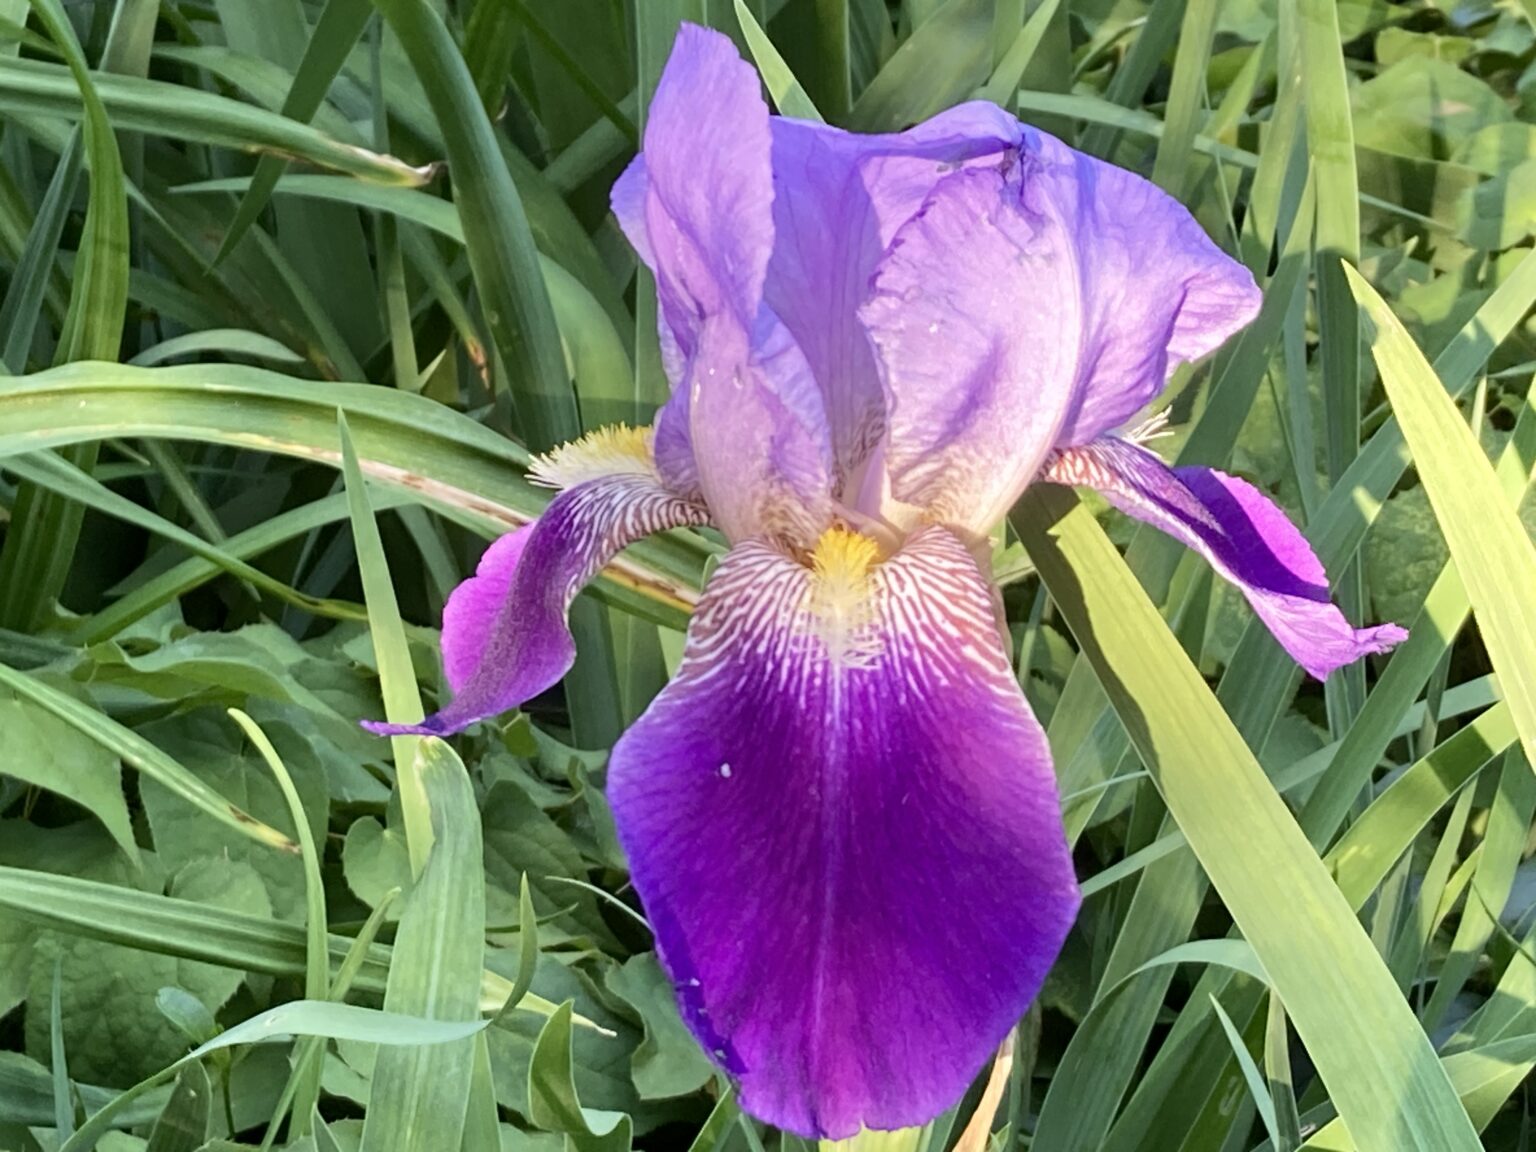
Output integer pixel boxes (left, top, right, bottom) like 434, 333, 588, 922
608, 526, 1080, 1138
364, 429, 708, 737
1044, 437, 1407, 678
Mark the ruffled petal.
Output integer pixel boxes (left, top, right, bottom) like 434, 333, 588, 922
860, 164, 1082, 535
610, 24, 832, 545
608, 526, 1080, 1138
1028, 132, 1261, 447
1044, 438, 1407, 679
364, 429, 709, 737
860, 128, 1259, 536
765, 103, 1023, 483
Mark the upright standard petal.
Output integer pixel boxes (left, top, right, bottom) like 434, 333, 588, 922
765, 103, 1023, 484
610, 24, 832, 545
861, 163, 1081, 535
609, 526, 1080, 1138
860, 128, 1260, 536
1026, 131, 1261, 448
364, 428, 708, 737
1044, 437, 1407, 678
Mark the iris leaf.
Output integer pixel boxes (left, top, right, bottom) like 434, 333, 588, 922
1348, 265, 1536, 778
1015, 486, 1483, 1152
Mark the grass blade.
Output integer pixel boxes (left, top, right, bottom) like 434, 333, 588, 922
0, 660, 296, 853
0, 57, 429, 185
369, 0, 575, 451
1014, 486, 1482, 1152
1349, 265, 1536, 777
339, 413, 431, 874
214, 0, 374, 263
358, 739, 485, 1152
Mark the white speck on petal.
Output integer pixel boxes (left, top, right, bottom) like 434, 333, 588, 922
927, 322, 938, 334
718, 762, 732, 779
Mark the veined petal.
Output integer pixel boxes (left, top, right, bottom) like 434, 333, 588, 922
364, 428, 709, 737
765, 103, 1023, 484
860, 128, 1259, 536
1029, 131, 1261, 447
609, 526, 1080, 1138
611, 24, 833, 545
861, 164, 1080, 535
1044, 438, 1407, 679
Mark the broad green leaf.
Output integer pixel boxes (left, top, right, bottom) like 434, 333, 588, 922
28, 856, 269, 1088
1351, 58, 1513, 161
143, 1060, 210, 1152
0, 662, 295, 854
527, 1002, 633, 1152
1457, 159, 1536, 251
0, 691, 136, 861
605, 956, 714, 1100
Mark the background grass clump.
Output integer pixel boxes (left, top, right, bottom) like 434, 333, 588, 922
1, 0, 1535, 1150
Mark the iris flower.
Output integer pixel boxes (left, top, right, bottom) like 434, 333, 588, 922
367, 24, 1406, 1140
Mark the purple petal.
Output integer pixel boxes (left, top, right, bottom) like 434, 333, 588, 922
1027, 132, 1261, 447
365, 466, 708, 737
609, 526, 1080, 1137
859, 129, 1259, 535
765, 104, 1023, 483
861, 164, 1082, 535
1044, 438, 1408, 679
610, 25, 832, 545
441, 525, 532, 691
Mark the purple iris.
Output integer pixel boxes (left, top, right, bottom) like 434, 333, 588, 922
366, 24, 1407, 1139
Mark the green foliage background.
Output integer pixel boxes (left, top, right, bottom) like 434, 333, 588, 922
0, 0, 1534, 1149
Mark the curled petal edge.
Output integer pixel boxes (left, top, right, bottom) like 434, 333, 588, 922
1043, 438, 1407, 679
364, 428, 709, 737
